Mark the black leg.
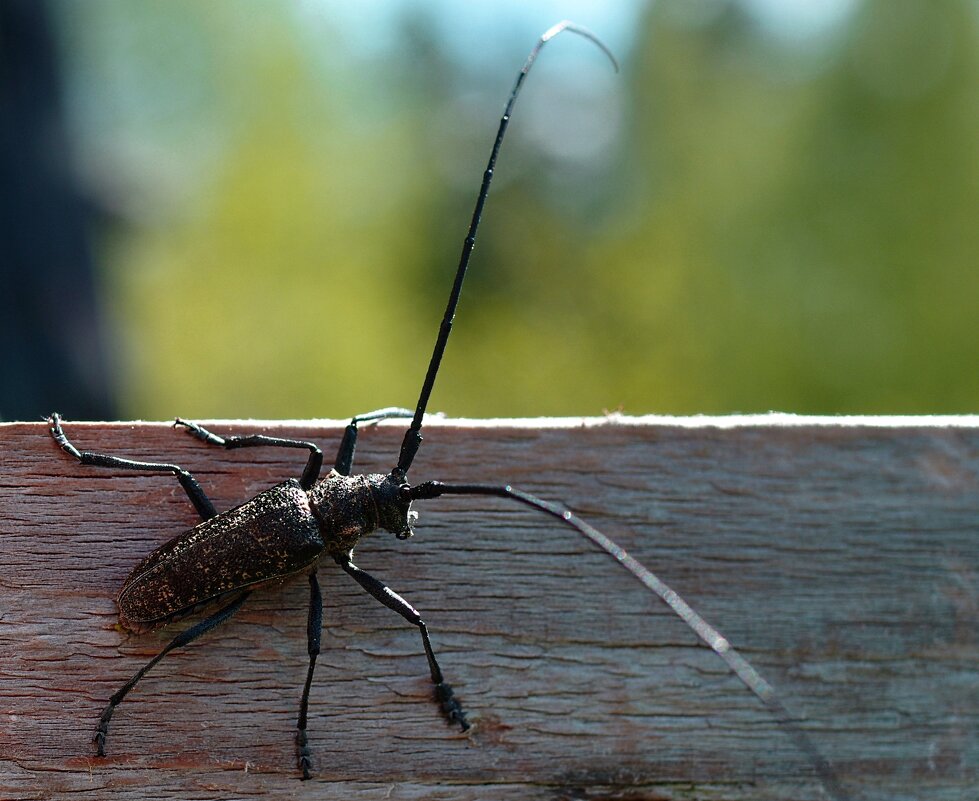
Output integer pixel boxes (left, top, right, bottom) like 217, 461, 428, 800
175, 419, 324, 490
296, 569, 322, 780
336, 554, 469, 730
95, 592, 249, 756
333, 408, 414, 476
49, 413, 217, 521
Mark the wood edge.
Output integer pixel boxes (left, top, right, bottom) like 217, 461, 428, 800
3, 412, 979, 430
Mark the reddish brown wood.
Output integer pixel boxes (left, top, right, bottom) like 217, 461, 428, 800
0, 417, 976, 800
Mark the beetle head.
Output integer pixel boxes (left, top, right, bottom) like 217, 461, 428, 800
368, 472, 417, 539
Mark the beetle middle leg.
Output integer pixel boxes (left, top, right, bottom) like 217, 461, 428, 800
296, 569, 322, 780
49, 413, 217, 520
175, 419, 325, 489
95, 592, 250, 756
335, 554, 469, 730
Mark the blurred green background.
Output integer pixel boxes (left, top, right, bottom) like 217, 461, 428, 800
4, 0, 978, 420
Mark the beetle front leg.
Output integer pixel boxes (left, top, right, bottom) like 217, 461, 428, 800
335, 555, 469, 731
333, 408, 414, 476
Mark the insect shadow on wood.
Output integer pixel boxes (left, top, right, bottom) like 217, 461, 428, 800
47, 20, 851, 800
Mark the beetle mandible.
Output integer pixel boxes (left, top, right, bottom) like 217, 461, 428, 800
48, 20, 850, 799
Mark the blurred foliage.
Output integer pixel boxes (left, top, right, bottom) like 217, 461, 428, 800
52, 0, 979, 419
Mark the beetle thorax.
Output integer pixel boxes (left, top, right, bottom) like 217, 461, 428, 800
307, 471, 413, 556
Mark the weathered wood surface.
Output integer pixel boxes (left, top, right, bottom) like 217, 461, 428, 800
0, 416, 976, 801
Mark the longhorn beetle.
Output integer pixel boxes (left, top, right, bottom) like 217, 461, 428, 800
48, 21, 850, 800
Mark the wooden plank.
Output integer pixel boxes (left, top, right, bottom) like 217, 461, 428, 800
0, 416, 976, 801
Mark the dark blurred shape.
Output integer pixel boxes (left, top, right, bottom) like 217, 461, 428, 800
0, 0, 115, 421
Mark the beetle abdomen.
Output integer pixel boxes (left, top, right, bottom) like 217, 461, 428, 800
118, 480, 324, 629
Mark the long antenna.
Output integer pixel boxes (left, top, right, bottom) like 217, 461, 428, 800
407, 480, 852, 801
395, 21, 618, 476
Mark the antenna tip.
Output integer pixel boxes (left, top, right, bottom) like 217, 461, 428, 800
541, 20, 619, 73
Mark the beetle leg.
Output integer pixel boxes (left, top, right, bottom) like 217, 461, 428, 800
175, 419, 324, 490
335, 554, 469, 731
95, 592, 249, 757
296, 569, 322, 780
49, 413, 217, 520
333, 408, 414, 476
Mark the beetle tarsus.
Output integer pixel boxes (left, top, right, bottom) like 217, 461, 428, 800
94, 705, 113, 756
48, 412, 82, 459
435, 681, 470, 731
174, 417, 223, 445
296, 728, 312, 780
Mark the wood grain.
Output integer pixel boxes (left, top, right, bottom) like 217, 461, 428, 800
0, 416, 976, 801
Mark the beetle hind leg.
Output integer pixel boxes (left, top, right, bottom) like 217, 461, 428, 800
48, 412, 217, 520
94, 593, 249, 757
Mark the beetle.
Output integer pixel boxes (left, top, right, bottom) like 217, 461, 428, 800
48, 20, 850, 800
